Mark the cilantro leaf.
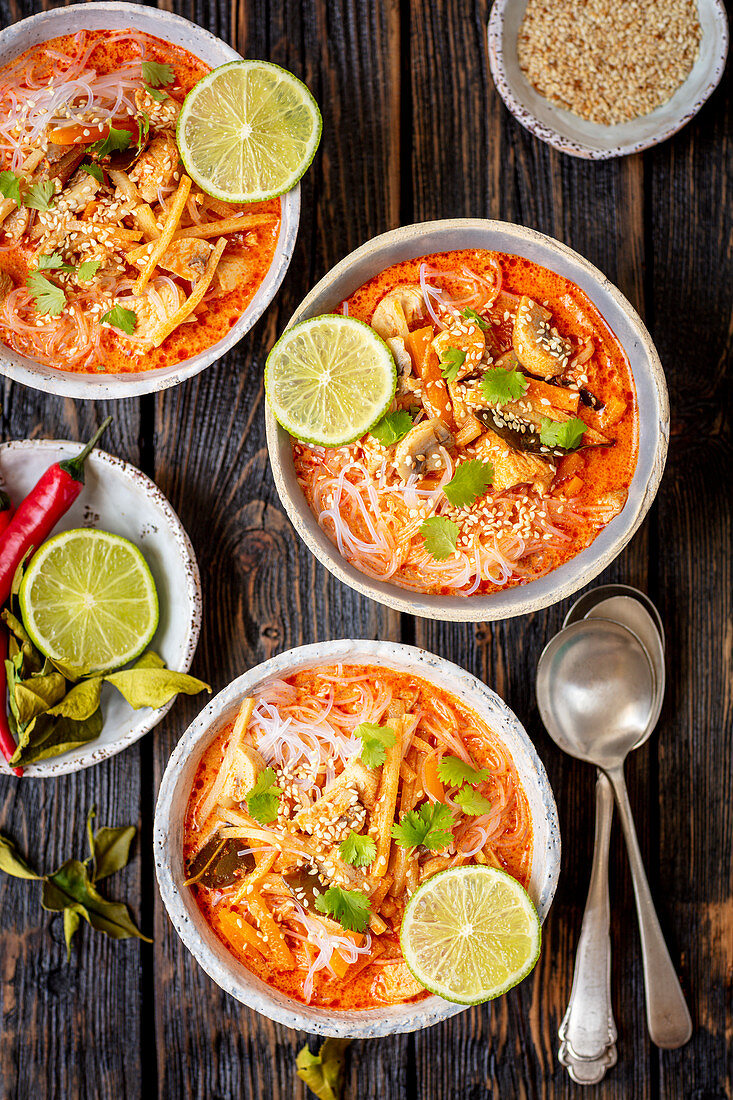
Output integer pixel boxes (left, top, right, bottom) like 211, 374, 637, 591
23, 181, 56, 211
245, 766, 281, 825
77, 260, 102, 283
0, 171, 21, 207
355, 721, 396, 768
438, 345, 466, 384
442, 459, 494, 508
370, 409, 414, 446
461, 306, 490, 331
37, 252, 72, 272
315, 885, 371, 933
480, 367, 528, 406
391, 801, 454, 851
142, 82, 167, 103
539, 416, 586, 451
437, 754, 491, 788
81, 162, 104, 184
89, 126, 132, 159
419, 515, 459, 561
137, 111, 151, 150
454, 787, 493, 816
25, 273, 66, 317
141, 60, 175, 88
100, 305, 137, 336
338, 831, 377, 867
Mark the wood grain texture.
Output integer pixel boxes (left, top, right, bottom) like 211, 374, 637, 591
0, 0, 730, 1098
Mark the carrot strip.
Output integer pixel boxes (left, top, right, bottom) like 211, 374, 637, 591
422, 752, 445, 802
246, 888, 295, 970
371, 717, 407, 879
525, 376, 580, 414
217, 909, 269, 960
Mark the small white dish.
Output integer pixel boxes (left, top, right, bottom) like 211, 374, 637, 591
0, 439, 202, 777
154, 639, 561, 1038
265, 219, 669, 623
488, 0, 729, 159
0, 2, 300, 398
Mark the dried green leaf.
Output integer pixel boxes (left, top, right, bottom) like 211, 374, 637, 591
10, 708, 103, 766
132, 650, 166, 670
14, 671, 66, 727
63, 906, 82, 959
46, 677, 102, 721
105, 667, 210, 710
42, 858, 151, 942
92, 826, 136, 882
0, 834, 40, 880
296, 1039, 350, 1100
2, 609, 42, 675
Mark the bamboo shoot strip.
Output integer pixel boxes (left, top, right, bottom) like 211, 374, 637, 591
133, 173, 191, 295
371, 716, 408, 878
151, 237, 226, 347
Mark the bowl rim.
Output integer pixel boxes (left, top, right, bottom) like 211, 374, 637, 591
153, 638, 561, 1037
487, 0, 730, 160
0, 438, 202, 777
0, 2, 300, 399
264, 218, 669, 622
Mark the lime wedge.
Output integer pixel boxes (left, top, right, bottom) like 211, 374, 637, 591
265, 315, 397, 447
177, 60, 322, 203
19, 529, 159, 677
400, 866, 541, 1004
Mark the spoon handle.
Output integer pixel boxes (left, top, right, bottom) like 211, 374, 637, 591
558, 772, 618, 1079
604, 764, 692, 1049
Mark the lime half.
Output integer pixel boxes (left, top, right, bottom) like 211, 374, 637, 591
265, 315, 397, 447
400, 866, 541, 1004
177, 60, 322, 203
19, 529, 159, 677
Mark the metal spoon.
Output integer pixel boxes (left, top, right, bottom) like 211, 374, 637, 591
537, 618, 692, 1051
556, 601, 665, 1081
563, 583, 665, 648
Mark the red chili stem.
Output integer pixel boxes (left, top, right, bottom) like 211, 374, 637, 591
0, 417, 112, 607
0, 628, 22, 777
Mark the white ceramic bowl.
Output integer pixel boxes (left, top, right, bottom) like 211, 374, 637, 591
0, 3, 300, 398
488, 0, 729, 159
154, 639, 561, 1037
0, 439, 201, 776
265, 219, 669, 622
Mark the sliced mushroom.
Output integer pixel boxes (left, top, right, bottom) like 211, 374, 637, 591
221, 743, 267, 803
55, 166, 101, 216
370, 283, 425, 339
0, 270, 13, 303
386, 335, 412, 377
393, 416, 454, 480
513, 295, 571, 379
46, 144, 86, 188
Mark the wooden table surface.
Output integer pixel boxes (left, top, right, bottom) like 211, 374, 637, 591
0, 1, 731, 1097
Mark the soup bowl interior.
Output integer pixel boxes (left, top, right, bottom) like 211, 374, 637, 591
154, 639, 561, 1038
0, 2, 299, 399
265, 219, 668, 622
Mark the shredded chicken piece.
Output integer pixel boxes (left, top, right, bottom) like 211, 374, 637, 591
122, 281, 185, 349
211, 252, 254, 294
134, 87, 181, 128
133, 236, 213, 282
473, 427, 555, 494
129, 132, 179, 203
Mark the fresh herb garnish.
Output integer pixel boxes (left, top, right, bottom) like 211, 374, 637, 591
245, 767, 281, 824
338, 831, 377, 867
26, 272, 66, 317
88, 125, 132, 159
314, 885, 371, 933
391, 801, 454, 851
137, 111, 151, 150
454, 787, 493, 816
23, 180, 56, 211
142, 83, 168, 103
480, 367, 528, 406
438, 345, 466, 383
100, 304, 137, 335
77, 260, 102, 283
0, 805, 150, 959
296, 1038, 350, 1100
437, 754, 491, 788
442, 459, 494, 508
370, 409, 414, 446
0, 170, 22, 207
355, 721, 396, 767
461, 306, 491, 331
419, 515, 459, 561
539, 417, 586, 451
141, 60, 175, 88
37, 252, 73, 272
81, 162, 104, 184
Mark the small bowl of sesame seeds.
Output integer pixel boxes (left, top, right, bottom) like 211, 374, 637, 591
488, 0, 729, 159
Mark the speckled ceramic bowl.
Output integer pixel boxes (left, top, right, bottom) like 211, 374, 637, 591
0, 3, 300, 399
265, 219, 669, 622
488, 0, 729, 159
0, 439, 201, 776
154, 639, 561, 1037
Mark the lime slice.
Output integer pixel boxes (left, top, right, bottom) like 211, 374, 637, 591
265, 315, 397, 447
177, 60, 322, 203
19, 529, 159, 677
400, 866, 541, 1004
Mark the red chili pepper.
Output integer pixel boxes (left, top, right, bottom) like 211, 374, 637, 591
0, 627, 22, 776
0, 490, 14, 537
0, 416, 112, 607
